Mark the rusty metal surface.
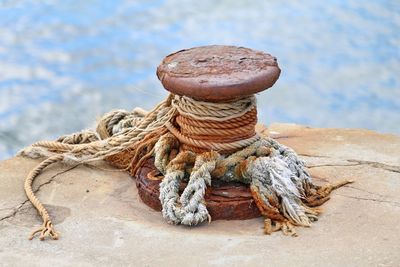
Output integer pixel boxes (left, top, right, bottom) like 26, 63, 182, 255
157, 45, 281, 101
135, 158, 261, 220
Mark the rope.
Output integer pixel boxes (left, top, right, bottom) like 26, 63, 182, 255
24, 155, 64, 240
169, 95, 259, 154
57, 130, 100, 144
154, 133, 352, 233
19, 92, 352, 239
159, 149, 217, 225
172, 95, 256, 121
20, 94, 176, 162
166, 122, 260, 153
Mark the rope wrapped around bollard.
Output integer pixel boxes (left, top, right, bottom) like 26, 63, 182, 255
18, 45, 352, 240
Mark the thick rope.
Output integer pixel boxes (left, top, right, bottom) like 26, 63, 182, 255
159, 149, 218, 225
154, 133, 352, 233
166, 95, 259, 154
20, 94, 257, 239
165, 122, 259, 153
20, 95, 176, 163
20, 97, 175, 240
20, 92, 352, 239
172, 95, 256, 121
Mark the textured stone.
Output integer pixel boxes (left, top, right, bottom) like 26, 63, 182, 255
1, 123, 399, 266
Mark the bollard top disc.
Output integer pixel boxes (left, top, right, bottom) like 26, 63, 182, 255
157, 45, 281, 101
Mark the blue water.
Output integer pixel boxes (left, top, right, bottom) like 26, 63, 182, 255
0, 0, 399, 159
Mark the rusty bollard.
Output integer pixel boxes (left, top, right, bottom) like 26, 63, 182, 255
136, 45, 281, 220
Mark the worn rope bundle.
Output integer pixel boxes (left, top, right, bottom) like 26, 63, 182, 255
19, 93, 351, 240
20, 95, 176, 163
167, 95, 259, 154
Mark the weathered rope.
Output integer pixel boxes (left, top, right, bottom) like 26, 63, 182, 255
176, 110, 257, 137
20, 95, 176, 162
24, 155, 64, 240
155, 134, 352, 233
169, 95, 259, 154
166, 122, 259, 153
19, 92, 352, 240
172, 95, 256, 121
159, 150, 217, 225
20, 97, 176, 240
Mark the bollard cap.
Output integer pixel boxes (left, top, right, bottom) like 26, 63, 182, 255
157, 45, 281, 101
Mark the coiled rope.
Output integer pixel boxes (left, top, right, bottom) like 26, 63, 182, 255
169, 95, 258, 154
19, 93, 351, 240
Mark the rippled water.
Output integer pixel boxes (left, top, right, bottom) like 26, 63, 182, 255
0, 0, 399, 159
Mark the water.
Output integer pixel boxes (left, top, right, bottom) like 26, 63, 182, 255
0, 0, 399, 160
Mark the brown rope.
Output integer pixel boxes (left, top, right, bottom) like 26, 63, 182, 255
22, 94, 261, 240
176, 108, 257, 129
172, 108, 258, 154
24, 155, 64, 240
105, 128, 168, 176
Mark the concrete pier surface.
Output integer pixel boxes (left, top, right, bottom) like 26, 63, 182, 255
1, 123, 399, 267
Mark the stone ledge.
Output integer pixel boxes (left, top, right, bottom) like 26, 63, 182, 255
1, 123, 399, 266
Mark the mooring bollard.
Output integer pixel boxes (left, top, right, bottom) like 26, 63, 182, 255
157, 45, 280, 154
22, 45, 351, 240
135, 45, 281, 220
